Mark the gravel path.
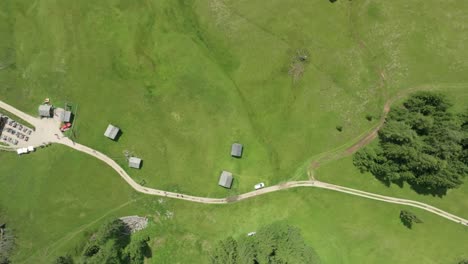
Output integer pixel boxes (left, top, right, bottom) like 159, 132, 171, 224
0, 99, 467, 226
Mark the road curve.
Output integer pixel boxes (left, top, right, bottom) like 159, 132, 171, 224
0, 99, 467, 226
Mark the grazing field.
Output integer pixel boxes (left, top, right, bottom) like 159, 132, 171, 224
315, 87, 468, 219
0, 146, 137, 263
0, 146, 467, 264
0, 0, 468, 263
2, 0, 466, 197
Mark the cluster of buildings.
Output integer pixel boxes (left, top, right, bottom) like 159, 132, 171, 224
104, 124, 142, 169
38, 98, 249, 189
39, 104, 73, 123
218, 143, 243, 189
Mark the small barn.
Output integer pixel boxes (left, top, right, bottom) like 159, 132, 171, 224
61, 110, 72, 122
38, 104, 52, 118
129, 157, 142, 169
218, 171, 233, 189
231, 143, 243, 158
104, 124, 120, 140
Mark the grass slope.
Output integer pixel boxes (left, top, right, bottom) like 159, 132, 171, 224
3, 0, 455, 196
316, 87, 468, 219
0, 146, 136, 263
0, 0, 467, 263
0, 146, 467, 263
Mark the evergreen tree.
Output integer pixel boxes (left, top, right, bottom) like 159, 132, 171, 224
353, 92, 468, 193
123, 236, 150, 264
399, 210, 423, 229
211, 222, 320, 264
211, 237, 238, 264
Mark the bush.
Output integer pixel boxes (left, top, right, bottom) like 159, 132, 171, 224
399, 210, 422, 229
54, 255, 74, 264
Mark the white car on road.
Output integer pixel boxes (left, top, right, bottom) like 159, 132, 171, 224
254, 182, 265, 190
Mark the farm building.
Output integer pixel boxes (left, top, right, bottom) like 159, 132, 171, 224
104, 124, 120, 140
38, 104, 53, 118
60, 110, 72, 122
129, 157, 142, 169
218, 171, 233, 189
231, 143, 243, 157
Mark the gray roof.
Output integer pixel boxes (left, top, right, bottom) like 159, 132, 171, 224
61, 111, 72, 122
218, 171, 233, 188
231, 143, 243, 157
38, 105, 52, 117
104, 124, 120, 140
129, 157, 142, 169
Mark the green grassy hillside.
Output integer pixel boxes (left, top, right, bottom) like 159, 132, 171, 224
0, 146, 467, 263
3, 0, 466, 196
0, 0, 467, 263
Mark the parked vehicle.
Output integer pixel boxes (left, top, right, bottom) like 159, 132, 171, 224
60, 122, 72, 132
254, 182, 265, 190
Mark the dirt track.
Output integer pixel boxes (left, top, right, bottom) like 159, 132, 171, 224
0, 98, 467, 226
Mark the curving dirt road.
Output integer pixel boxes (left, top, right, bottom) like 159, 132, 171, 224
0, 99, 467, 226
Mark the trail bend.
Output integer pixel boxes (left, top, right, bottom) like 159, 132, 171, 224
0, 98, 467, 226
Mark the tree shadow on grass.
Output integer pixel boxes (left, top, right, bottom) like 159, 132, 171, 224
409, 184, 447, 197
143, 241, 152, 258
367, 171, 448, 197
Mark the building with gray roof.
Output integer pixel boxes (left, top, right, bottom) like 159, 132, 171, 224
104, 124, 120, 140
231, 143, 243, 158
61, 110, 72, 122
38, 104, 52, 118
129, 157, 142, 169
218, 170, 233, 189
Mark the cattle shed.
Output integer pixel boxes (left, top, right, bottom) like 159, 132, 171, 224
129, 157, 142, 169
61, 110, 72, 122
218, 171, 233, 189
38, 104, 53, 118
104, 124, 120, 140
231, 143, 243, 157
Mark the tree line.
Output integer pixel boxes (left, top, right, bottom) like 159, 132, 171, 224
54, 218, 150, 264
211, 222, 320, 264
353, 91, 468, 194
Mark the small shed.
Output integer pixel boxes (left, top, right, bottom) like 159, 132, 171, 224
104, 124, 120, 140
218, 171, 233, 189
38, 104, 52, 118
61, 110, 72, 122
129, 157, 142, 169
231, 143, 243, 158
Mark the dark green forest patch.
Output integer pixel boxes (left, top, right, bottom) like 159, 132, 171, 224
354, 91, 468, 195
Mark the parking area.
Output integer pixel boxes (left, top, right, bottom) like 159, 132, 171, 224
0, 115, 35, 147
